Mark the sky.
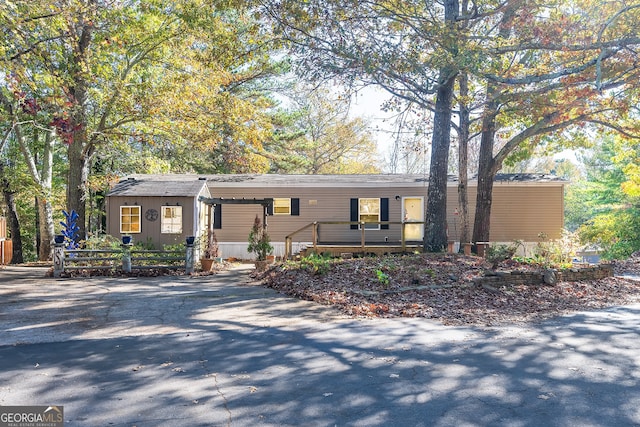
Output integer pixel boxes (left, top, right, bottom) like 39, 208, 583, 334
348, 86, 396, 157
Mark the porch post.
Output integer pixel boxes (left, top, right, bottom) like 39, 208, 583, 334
285, 236, 291, 260
263, 203, 268, 229
312, 222, 318, 251
401, 222, 406, 253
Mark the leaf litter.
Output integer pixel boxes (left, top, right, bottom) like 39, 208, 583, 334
257, 253, 640, 326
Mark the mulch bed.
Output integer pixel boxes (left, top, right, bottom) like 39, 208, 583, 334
258, 253, 640, 326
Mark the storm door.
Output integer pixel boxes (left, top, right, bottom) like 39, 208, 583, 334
402, 197, 424, 241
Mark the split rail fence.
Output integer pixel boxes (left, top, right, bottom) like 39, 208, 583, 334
53, 241, 196, 277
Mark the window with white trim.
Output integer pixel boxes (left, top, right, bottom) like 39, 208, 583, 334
120, 206, 141, 233
359, 198, 380, 230
161, 206, 183, 234
273, 198, 291, 215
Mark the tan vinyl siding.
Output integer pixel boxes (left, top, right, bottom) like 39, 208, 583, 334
446, 190, 468, 242
445, 184, 564, 242
489, 185, 564, 241
210, 186, 428, 244
106, 195, 198, 247
211, 182, 564, 244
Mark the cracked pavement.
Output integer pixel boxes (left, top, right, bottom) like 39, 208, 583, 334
1, 265, 640, 426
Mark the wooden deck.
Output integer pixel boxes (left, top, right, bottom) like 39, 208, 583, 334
284, 220, 426, 259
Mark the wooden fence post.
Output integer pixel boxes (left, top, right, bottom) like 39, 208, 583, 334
121, 243, 132, 273
185, 236, 195, 274
53, 236, 65, 278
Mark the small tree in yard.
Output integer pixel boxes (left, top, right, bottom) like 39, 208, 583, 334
248, 215, 273, 261
201, 230, 219, 260
200, 229, 220, 272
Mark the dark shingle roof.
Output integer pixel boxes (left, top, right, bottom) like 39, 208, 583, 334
120, 173, 566, 188
493, 173, 566, 182
107, 177, 209, 197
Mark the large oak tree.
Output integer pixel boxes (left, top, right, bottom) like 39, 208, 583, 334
264, 0, 640, 250
1, 0, 283, 244
471, 0, 640, 243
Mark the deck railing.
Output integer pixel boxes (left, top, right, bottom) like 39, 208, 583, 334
53, 240, 196, 277
284, 220, 425, 259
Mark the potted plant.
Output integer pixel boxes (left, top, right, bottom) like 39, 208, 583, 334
200, 230, 220, 271
247, 215, 273, 271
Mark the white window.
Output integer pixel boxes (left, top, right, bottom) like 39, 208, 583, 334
359, 198, 380, 230
161, 206, 183, 234
273, 198, 291, 215
120, 206, 141, 233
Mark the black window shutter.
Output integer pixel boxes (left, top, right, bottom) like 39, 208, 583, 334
213, 205, 222, 229
381, 198, 389, 230
350, 198, 358, 230
267, 202, 274, 216
291, 198, 300, 216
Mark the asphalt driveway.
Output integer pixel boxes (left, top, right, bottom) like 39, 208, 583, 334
1, 265, 639, 426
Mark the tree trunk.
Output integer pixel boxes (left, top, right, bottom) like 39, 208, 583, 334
66, 132, 91, 241
37, 197, 54, 260
35, 196, 40, 257
424, 0, 459, 252
471, 7, 515, 246
472, 157, 495, 244
1, 168, 23, 264
457, 71, 471, 246
66, 71, 94, 242
424, 67, 456, 252
15, 124, 56, 260
38, 130, 54, 260
472, 96, 499, 244
66, 17, 94, 242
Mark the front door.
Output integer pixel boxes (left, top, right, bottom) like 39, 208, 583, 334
403, 197, 424, 241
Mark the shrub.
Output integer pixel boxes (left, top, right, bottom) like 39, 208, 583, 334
299, 252, 333, 275
201, 230, 219, 259
487, 240, 523, 269
83, 234, 121, 250
533, 231, 578, 268
578, 207, 640, 260
375, 269, 390, 286
247, 215, 273, 261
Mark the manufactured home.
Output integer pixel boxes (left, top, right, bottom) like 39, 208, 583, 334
105, 173, 566, 259
105, 178, 210, 247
